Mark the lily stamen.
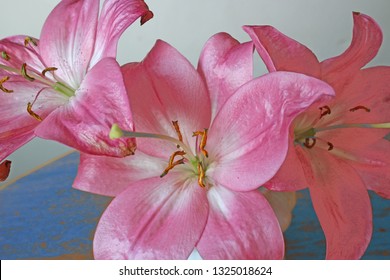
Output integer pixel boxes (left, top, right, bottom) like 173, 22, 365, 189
197, 162, 206, 188
0, 76, 13, 93
1, 51, 10, 61
319, 105, 331, 119
172, 120, 183, 143
27, 102, 42, 121
24, 36, 38, 47
160, 158, 185, 178
303, 138, 316, 149
327, 142, 334, 151
193, 129, 209, 158
21, 63, 35, 82
349, 105, 371, 112
42, 67, 58, 77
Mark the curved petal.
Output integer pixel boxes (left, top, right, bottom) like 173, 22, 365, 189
260, 188, 297, 232
208, 71, 335, 191
243, 25, 320, 77
307, 148, 372, 259
93, 176, 208, 260
39, 0, 99, 89
351, 138, 390, 198
35, 58, 135, 157
321, 12, 383, 84
122, 40, 211, 159
0, 75, 65, 161
197, 32, 253, 120
73, 150, 166, 197
197, 186, 284, 259
0, 160, 11, 181
89, 0, 153, 67
264, 140, 310, 191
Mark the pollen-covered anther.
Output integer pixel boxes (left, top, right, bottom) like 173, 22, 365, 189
27, 102, 42, 121
327, 142, 334, 151
0, 76, 13, 93
42, 67, 58, 77
319, 105, 331, 119
349, 105, 371, 113
160, 158, 185, 178
172, 120, 183, 148
24, 36, 38, 47
21, 63, 35, 82
1, 51, 10, 61
193, 129, 209, 158
197, 162, 206, 188
303, 138, 316, 149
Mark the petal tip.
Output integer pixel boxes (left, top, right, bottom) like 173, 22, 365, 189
140, 11, 154, 25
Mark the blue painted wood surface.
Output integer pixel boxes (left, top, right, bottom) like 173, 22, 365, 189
0, 152, 389, 259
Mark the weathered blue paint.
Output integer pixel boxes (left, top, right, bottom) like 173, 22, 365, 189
0, 152, 389, 259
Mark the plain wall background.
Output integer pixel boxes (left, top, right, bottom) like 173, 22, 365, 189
1, 0, 389, 185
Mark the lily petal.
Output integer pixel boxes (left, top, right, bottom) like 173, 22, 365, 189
90, 0, 153, 67
243, 25, 320, 77
197, 185, 284, 259
35, 58, 135, 157
208, 71, 335, 191
321, 12, 383, 85
93, 176, 208, 259
198, 32, 253, 120
264, 140, 310, 191
122, 40, 211, 159
39, 0, 99, 89
307, 148, 372, 259
74, 150, 166, 197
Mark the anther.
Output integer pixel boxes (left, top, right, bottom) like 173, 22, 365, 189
27, 102, 42, 121
0, 76, 13, 93
327, 142, 334, 151
42, 67, 58, 77
168, 150, 186, 166
193, 129, 209, 158
160, 158, 185, 178
197, 162, 206, 188
172, 120, 183, 148
21, 63, 35, 82
303, 138, 316, 149
24, 37, 38, 47
349, 105, 371, 113
319, 105, 331, 119
1, 51, 10, 61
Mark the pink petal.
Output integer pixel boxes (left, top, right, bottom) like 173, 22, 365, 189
73, 150, 166, 197
89, 0, 153, 67
243, 25, 321, 77
307, 148, 372, 259
328, 66, 390, 123
93, 176, 208, 259
197, 32, 253, 120
0, 160, 11, 181
35, 58, 135, 157
321, 12, 383, 83
264, 140, 310, 191
0, 75, 65, 161
122, 40, 211, 159
208, 71, 335, 191
351, 138, 390, 199
39, 0, 99, 89
197, 185, 284, 259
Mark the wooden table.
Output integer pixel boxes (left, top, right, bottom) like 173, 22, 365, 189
1, 152, 389, 259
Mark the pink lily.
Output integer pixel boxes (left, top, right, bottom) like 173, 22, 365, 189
0, 0, 153, 160
74, 35, 334, 259
244, 12, 390, 259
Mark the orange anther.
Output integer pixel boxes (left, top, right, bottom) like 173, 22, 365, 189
349, 105, 371, 113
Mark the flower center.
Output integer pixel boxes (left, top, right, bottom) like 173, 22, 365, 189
110, 121, 211, 188
0, 37, 76, 121
294, 104, 390, 152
